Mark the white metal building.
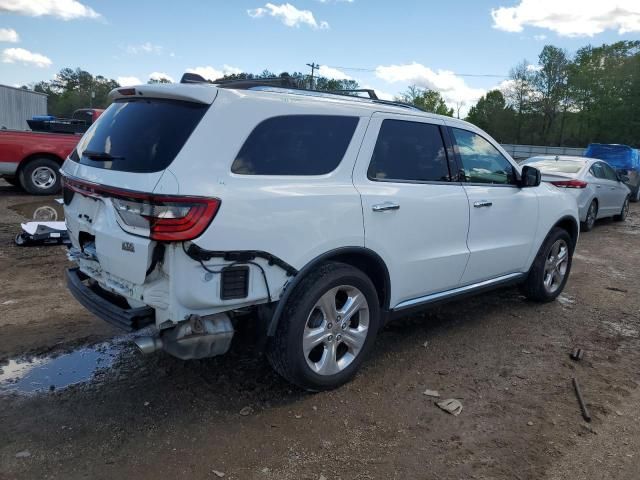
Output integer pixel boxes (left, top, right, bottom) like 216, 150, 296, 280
0, 84, 48, 130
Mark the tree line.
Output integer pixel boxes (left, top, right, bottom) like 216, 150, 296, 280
25, 40, 639, 147
466, 40, 639, 147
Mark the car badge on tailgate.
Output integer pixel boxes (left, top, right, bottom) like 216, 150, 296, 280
121, 241, 135, 253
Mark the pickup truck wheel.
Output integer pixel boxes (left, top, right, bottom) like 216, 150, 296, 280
267, 262, 380, 391
19, 158, 61, 195
520, 227, 573, 303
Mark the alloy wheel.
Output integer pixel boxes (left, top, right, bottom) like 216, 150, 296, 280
31, 166, 57, 190
303, 285, 370, 376
543, 239, 569, 294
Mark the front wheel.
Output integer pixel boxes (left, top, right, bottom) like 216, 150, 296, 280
520, 227, 573, 303
267, 262, 380, 391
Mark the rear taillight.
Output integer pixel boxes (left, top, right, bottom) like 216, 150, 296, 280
550, 179, 588, 189
63, 177, 220, 241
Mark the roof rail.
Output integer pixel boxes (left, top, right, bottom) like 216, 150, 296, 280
178, 72, 422, 112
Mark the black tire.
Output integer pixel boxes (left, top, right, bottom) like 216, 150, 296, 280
19, 157, 61, 195
614, 196, 630, 222
267, 262, 380, 391
520, 227, 574, 303
581, 200, 597, 232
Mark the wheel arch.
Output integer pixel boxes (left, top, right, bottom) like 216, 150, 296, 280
267, 247, 391, 336
553, 215, 579, 249
17, 152, 64, 178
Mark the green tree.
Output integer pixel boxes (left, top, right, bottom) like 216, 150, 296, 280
466, 90, 516, 142
397, 86, 453, 116
533, 45, 570, 144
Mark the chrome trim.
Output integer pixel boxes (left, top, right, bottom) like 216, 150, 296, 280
372, 202, 400, 212
0, 161, 19, 176
393, 272, 525, 311
473, 200, 493, 208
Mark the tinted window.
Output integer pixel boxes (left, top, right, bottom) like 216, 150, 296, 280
231, 115, 359, 175
525, 159, 584, 174
367, 120, 450, 182
73, 99, 209, 173
452, 128, 516, 185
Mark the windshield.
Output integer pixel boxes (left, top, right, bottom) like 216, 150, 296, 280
72, 98, 209, 173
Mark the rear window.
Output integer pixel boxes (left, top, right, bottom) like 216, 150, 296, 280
525, 160, 584, 174
231, 115, 359, 175
72, 99, 208, 173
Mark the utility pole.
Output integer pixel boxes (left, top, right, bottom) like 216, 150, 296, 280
306, 62, 320, 89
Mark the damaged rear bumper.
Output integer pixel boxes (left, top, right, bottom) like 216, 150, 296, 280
66, 267, 154, 332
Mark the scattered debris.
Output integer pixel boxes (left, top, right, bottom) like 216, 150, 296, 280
436, 399, 463, 416
615, 410, 623, 416
15, 451, 31, 458
570, 348, 584, 361
239, 406, 254, 416
261, 467, 270, 474
144, 401, 150, 407
527, 421, 534, 426
294, 414, 302, 419
319, 475, 327, 480
422, 341, 429, 348
522, 349, 532, 354
15, 221, 69, 247
572, 378, 591, 422
211, 470, 225, 477
423, 389, 440, 398
605, 286, 627, 293
1, 299, 17, 306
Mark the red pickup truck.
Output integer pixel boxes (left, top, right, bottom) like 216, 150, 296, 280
0, 109, 103, 195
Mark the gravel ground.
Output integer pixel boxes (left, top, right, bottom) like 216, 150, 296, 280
0, 179, 639, 480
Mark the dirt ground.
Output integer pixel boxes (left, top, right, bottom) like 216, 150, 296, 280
1, 178, 639, 480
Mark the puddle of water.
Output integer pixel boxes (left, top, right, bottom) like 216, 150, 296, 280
9, 199, 64, 221
0, 342, 123, 395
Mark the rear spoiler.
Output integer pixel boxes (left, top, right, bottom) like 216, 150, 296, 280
108, 83, 218, 105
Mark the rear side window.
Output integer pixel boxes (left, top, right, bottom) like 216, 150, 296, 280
367, 120, 451, 182
231, 115, 359, 175
73, 99, 209, 173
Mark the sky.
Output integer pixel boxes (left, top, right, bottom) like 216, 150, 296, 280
1, 0, 639, 115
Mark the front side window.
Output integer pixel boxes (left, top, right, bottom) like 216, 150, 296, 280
451, 128, 516, 185
231, 115, 359, 175
367, 119, 451, 182
601, 163, 619, 181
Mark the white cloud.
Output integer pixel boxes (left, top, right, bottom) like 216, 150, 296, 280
0, 0, 100, 20
317, 0, 353, 3
126, 42, 163, 55
2, 47, 51, 67
149, 71, 174, 83
533, 34, 547, 41
375, 62, 486, 107
117, 76, 142, 86
0, 28, 19, 42
248, 3, 329, 29
491, 0, 640, 37
318, 65, 352, 80
185, 65, 243, 81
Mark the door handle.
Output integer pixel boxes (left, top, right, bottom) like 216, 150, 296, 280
372, 202, 400, 212
473, 200, 493, 208
596, 185, 602, 188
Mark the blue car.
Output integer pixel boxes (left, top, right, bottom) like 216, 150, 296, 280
585, 144, 640, 202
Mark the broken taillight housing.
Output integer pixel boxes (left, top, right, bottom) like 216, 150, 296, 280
63, 177, 220, 241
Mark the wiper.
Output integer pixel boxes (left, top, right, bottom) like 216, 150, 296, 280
83, 150, 125, 160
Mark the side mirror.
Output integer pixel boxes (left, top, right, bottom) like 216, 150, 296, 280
520, 165, 541, 187
618, 173, 630, 183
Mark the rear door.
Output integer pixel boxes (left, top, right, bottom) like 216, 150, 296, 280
448, 127, 538, 284
587, 162, 615, 215
353, 113, 470, 307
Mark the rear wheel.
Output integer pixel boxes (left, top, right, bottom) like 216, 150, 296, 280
614, 196, 630, 222
520, 227, 573, 303
267, 262, 380, 391
581, 200, 597, 232
19, 157, 61, 195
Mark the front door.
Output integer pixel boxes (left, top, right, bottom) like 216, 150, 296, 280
353, 113, 470, 308
448, 126, 539, 285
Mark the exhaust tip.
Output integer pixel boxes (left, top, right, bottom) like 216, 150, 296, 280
134, 336, 163, 355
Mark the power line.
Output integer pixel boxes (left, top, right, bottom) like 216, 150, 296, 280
326, 65, 509, 78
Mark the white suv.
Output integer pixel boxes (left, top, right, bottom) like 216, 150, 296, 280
62, 76, 579, 390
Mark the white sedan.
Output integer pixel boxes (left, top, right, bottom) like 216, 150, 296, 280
522, 156, 631, 231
